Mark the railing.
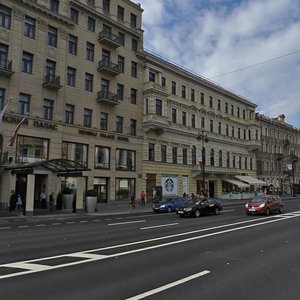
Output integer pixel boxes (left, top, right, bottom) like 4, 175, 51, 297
97, 90, 119, 105
44, 74, 61, 86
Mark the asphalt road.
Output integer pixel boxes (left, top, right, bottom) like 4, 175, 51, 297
0, 198, 300, 300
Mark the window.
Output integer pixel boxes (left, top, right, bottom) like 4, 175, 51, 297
84, 108, 92, 127
85, 73, 93, 92
131, 61, 137, 77
218, 122, 221, 134
172, 108, 177, 123
232, 126, 235, 138
219, 150, 222, 167
182, 112, 186, 126
191, 89, 195, 102
87, 16, 95, 32
70, 8, 78, 24
238, 128, 241, 139
182, 85, 186, 98
116, 149, 136, 171
16, 136, 49, 163
209, 96, 213, 108
172, 147, 177, 164
0, 88, 5, 111
21, 51, 33, 74
248, 130, 251, 140
18, 93, 30, 115
117, 5, 124, 21
149, 143, 155, 161
100, 112, 108, 130
231, 105, 234, 115
149, 71, 155, 82
130, 119, 136, 136
130, 13, 137, 28
65, 104, 74, 124
192, 146, 196, 165
0, 4, 11, 29
183, 148, 187, 164
243, 110, 246, 119
116, 116, 123, 133
210, 149, 214, 166
101, 78, 109, 96
245, 157, 248, 170
119, 32, 125, 46
103, 0, 110, 14
239, 156, 242, 169
225, 103, 228, 113
191, 114, 195, 128
116, 178, 135, 201
217, 99, 221, 111
43, 99, 53, 120
95, 146, 110, 169
24, 16, 36, 38
117, 84, 124, 101
237, 107, 240, 118
201, 117, 205, 129
132, 38, 138, 52
171, 81, 176, 95
62, 142, 88, 166
210, 120, 214, 132
118, 55, 124, 73
45, 59, 56, 79
156, 99, 162, 115
49, 0, 59, 13
161, 77, 166, 86
200, 92, 204, 105
68, 34, 77, 55
256, 130, 259, 140
48, 25, 58, 47
86, 42, 94, 61
67, 67, 76, 86
226, 124, 229, 136
131, 88, 137, 104
227, 152, 230, 168
0, 44, 8, 69
233, 156, 236, 168
161, 145, 166, 163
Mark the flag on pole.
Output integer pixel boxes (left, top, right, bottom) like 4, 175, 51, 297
7, 113, 29, 147
0, 97, 12, 133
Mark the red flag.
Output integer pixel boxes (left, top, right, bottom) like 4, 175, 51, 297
0, 97, 12, 133
7, 113, 28, 147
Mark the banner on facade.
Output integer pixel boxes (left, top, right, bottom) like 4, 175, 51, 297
161, 176, 178, 196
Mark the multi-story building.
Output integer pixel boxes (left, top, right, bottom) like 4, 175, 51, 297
0, 0, 144, 213
142, 51, 262, 199
256, 113, 300, 194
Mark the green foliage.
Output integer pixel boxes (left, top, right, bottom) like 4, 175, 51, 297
86, 189, 98, 197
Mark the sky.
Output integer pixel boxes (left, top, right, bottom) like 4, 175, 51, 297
134, 0, 300, 128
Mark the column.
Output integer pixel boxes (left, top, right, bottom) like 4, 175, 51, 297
25, 174, 35, 216
75, 177, 84, 212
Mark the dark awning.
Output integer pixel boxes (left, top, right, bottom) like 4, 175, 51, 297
5, 159, 90, 176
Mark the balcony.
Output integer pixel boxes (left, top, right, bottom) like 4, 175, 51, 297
143, 114, 170, 135
0, 60, 14, 77
98, 31, 121, 48
96, 90, 119, 105
143, 81, 168, 97
98, 60, 120, 77
244, 140, 262, 151
43, 74, 62, 90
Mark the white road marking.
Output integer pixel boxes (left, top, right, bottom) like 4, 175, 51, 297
7, 262, 50, 271
18, 226, 29, 228
35, 224, 45, 227
66, 253, 107, 259
51, 223, 61, 226
92, 219, 100, 222
66, 222, 75, 224
80, 221, 88, 223
126, 270, 210, 300
108, 220, 146, 226
0, 227, 11, 230
140, 223, 178, 230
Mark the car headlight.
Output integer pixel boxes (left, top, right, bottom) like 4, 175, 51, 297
258, 203, 265, 208
185, 208, 192, 212
245, 204, 248, 208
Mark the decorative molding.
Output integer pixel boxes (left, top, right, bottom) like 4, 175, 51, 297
0, 28, 10, 42
47, 46, 57, 59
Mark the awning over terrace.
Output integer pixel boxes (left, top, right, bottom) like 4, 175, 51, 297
224, 179, 250, 188
235, 176, 266, 185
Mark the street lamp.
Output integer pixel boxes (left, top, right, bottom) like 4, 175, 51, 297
290, 153, 298, 197
197, 130, 209, 190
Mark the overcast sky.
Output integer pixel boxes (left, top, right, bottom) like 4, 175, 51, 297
134, 0, 300, 128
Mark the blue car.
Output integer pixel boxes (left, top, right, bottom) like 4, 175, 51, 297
153, 197, 188, 213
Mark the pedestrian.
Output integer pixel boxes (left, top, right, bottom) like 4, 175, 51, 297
40, 190, 47, 209
9, 192, 17, 212
152, 186, 157, 203
140, 190, 146, 206
49, 192, 54, 211
130, 194, 136, 210
15, 194, 23, 210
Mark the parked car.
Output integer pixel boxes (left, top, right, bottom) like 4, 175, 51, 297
176, 198, 223, 217
153, 197, 188, 213
245, 195, 283, 215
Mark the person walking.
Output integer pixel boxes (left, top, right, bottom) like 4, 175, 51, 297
9, 192, 17, 212
130, 194, 136, 210
49, 192, 54, 211
40, 191, 47, 209
140, 190, 146, 206
15, 194, 23, 210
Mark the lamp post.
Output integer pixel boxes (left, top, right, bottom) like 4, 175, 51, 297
197, 130, 209, 190
290, 153, 298, 197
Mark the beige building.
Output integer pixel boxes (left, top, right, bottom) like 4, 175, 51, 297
256, 113, 300, 194
0, 0, 144, 213
142, 51, 262, 199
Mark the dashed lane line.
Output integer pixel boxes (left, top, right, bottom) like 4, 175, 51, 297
140, 223, 179, 230
108, 220, 146, 226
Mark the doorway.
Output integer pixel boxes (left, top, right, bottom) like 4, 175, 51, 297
94, 177, 108, 203
209, 181, 215, 198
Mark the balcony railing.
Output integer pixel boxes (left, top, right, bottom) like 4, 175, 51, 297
98, 59, 120, 76
98, 31, 121, 48
43, 74, 62, 89
96, 90, 119, 105
0, 60, 14, 77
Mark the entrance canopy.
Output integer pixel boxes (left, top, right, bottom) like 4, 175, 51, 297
224, 179, 250, 188
5, 159, 90, 176
235, 175, 266, 185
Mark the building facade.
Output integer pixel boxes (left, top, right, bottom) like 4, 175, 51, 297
0, 0, 144, 213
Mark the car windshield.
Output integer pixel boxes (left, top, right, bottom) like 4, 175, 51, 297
186, 199, 198, 205
160, 198, 177, 204
249, 197, 267, 203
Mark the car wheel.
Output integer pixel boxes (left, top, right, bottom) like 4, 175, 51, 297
214, 207, 220, 215
278, 206, 283, 214
194, 210, 200, 218
167, 207, 172, 213
266, 208, 270, 216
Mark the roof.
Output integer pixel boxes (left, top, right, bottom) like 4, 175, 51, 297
224, 179, 250, 188
235, 176, 266, 185
5, 159, 90, 176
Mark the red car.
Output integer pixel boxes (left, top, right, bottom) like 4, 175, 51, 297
245, 195, 283, 216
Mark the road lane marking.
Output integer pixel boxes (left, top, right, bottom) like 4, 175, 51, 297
0, 227, 11, 230
126, 270, 210, 300
66, 253, 107, 259
66, 222, 75, 224
92, 219, 100, 222
7, 262, 50, 271
18, 226, 29, 228
35, 224, 45, 227
51, 223, 61, 226
140, 223, 178, 230
108, 220, 146, 226
80, 221, 88, 223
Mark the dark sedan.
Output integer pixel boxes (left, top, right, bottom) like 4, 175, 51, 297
176, 198, 223, 217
